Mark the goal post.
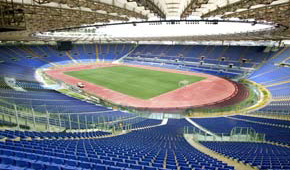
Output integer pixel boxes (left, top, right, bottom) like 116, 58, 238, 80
178, 80, 190, 87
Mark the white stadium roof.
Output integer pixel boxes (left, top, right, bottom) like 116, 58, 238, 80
0, 0, 289, 41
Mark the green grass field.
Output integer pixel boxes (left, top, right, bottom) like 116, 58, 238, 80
64, 66, 206, 99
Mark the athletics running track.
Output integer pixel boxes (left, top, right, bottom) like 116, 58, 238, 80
45, 63, 239, 112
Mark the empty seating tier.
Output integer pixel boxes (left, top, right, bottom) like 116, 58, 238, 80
201, 142, 290, 170
0, 119, 233, 170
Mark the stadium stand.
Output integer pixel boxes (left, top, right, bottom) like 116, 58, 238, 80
124, 45, 278, 78
230, 115, 290, 127
0, 130, 111, 139
0, 119, 234, 170
0, 44, 133, 73
248, 47, 290, 114
0, 43, 290, 170
0, 0, 290, 169
201, 142, 290, 170
191, 117, 290, 145
0, 80, 165, 133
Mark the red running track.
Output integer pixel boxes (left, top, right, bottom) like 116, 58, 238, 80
45, 63, 238, 112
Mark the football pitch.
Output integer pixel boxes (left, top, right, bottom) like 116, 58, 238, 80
64, 66, 206, 99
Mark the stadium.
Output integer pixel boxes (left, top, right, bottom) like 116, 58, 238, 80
0, 0, 289, 170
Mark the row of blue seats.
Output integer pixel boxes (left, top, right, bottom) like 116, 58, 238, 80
124, 60, 239, 78
231, 115, 290, 126
0, 130, 111, 139
130, 54, 255, 68
132, 45, 273, 63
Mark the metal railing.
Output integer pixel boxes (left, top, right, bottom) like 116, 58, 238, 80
0, 102, 145, 134
184, 126, 265, 142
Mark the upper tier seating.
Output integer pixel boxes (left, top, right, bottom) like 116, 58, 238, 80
248, 47, 290, 113
0, 44, 133, 81
249, 47, 290, 85
124, 45, 278, 78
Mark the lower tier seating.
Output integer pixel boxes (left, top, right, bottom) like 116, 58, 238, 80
0, 119, 234, 170
201, 142, 290, 170
192, 117, 290, 145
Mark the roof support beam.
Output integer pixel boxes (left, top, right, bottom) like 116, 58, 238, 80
181, 0, 209, 19
202, 0, 277, 17
127, 0, 166, 19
